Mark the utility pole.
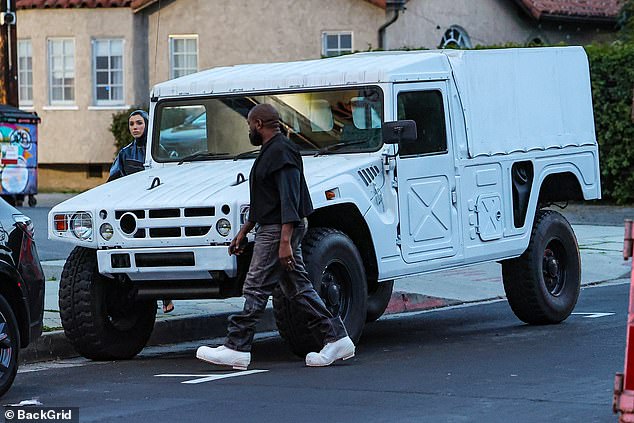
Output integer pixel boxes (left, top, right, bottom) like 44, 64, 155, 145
0, 0, 18, 107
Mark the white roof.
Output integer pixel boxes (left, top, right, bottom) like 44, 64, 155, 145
153, 47, 597, 157
152, 50, 453, 97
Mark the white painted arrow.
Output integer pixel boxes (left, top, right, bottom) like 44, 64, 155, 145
571, 312, 615, 319
155, 369, 268, 384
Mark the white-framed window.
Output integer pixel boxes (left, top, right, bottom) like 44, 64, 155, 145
48, 38, 75, 104
322, 31, 353, 57
93, 38, 124, 105
439, 25, 472, 49
17, 39, 33, 106
169, 35, 198, 79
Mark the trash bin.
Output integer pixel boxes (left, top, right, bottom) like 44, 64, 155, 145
0, 105, 40, 207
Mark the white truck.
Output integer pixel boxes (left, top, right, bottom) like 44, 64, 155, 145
49, 47, 600, 360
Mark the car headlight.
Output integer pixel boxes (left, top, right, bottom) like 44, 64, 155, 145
70, 212, 93, 241
216, 218, 231, 237
100, 223, 114, 241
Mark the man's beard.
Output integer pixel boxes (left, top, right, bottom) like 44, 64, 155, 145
249, 130, 263, 146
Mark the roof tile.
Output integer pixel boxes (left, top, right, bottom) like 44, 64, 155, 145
17, 0, 132, 8
517, 0, 622, 20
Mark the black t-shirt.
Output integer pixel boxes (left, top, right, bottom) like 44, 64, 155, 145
248, 133, 314, 225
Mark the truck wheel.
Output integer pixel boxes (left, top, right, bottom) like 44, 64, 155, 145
273, 228, 368, 357
502, 210, 580, 324
59, 247, 156, 360
0, 295, 19, 397
366, 280, 394, 322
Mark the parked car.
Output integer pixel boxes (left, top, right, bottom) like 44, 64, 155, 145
0, 199, 44, 395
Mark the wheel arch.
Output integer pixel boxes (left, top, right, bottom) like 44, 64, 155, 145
537, 171, 584, 206
308, 203, 378, 287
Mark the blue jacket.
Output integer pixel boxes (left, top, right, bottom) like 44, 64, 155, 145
108, 140, 146, 182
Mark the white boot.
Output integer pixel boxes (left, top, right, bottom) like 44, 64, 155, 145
305, 336, 355, 367
196, 345, 251, 370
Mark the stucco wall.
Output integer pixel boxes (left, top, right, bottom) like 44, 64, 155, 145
38, 164, 109, 192
16, 8, 144, 165
146, 0, 384, 87
385, 0, 616, 49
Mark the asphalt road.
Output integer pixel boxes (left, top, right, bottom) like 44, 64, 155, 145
4, 282, 627, 423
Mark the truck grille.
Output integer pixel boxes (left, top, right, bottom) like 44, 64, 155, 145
115, 207, 215, 239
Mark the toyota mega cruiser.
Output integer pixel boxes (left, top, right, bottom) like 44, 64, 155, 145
49, 47, 601, 360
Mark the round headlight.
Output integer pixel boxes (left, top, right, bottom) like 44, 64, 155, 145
70, 212, 93, 241
216, 218, 231, 237
100, 223, 114, 241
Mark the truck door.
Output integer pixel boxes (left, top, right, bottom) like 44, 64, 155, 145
394, 82, 459, 264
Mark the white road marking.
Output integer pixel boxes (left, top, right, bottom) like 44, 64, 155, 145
571, 312, 615, 318
155, 369, 268, 384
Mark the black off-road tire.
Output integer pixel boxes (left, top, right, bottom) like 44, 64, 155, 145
0, 294, 19, 397
366, 280, 394, 323
502, 210, 581, 324
59, 247, 156, 360
273, 228, 368, 357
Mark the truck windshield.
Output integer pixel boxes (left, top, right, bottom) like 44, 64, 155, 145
152, 86, 383, 162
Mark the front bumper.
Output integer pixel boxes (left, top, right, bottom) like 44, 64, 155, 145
96, 245, 237, 281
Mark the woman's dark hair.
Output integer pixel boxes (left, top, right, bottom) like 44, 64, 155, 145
129, 109, 149, 124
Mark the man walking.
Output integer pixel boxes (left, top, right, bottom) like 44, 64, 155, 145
196, 104, 354, 369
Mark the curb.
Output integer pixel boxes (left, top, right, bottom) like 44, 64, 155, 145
20, 292, 459, 364
383, 291, 462, 315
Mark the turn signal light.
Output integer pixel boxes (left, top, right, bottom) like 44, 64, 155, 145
325, 189, 340, 200
54, 214, 68, 231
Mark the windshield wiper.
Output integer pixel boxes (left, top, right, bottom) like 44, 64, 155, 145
178, 151, 229, 165
233, 149, 260, 161
314, 140, 367, 157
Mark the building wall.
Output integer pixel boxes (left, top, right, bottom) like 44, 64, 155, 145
38, 164, 109, 192
385, 0, 616, 49
146, 0, 384, 87
16, 8, 144, 167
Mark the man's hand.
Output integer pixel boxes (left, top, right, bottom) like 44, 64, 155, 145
229, 222, 255, 255
279, 223, 295, 271
229, 233, 247, 256
279, 240, 294, 271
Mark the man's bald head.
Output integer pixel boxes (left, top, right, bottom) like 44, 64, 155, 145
247, 104, 282, 146
248, 104, 280, 129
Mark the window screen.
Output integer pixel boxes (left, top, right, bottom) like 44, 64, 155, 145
18, 39, 32, 106
48, 38, 75, 104
94, 39, 124, 104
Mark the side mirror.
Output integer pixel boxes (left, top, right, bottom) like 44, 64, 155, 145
382, 120, 417, 145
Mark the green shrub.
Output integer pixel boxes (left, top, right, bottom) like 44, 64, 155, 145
585, 43, 634, 204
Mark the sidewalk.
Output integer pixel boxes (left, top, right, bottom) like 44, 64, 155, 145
23, 223, 632, 364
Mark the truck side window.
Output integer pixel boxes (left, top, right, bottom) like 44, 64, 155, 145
397, 90, 447, 156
